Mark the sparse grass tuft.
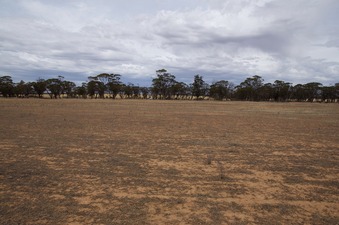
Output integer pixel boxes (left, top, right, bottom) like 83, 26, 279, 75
206, 152, 212, 165
216, 160, 225, 180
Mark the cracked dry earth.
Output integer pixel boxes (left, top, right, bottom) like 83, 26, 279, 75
0, 99, 338, 224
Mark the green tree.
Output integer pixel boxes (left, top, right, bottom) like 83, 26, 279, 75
235, 75, 264, 101
76, 82, 87, 98
303, 82, 322, 101
209, 80, 233, 100
96, 73, 117, 85
88, 73, 121, 98
32, 78, 47, 98
140, 87, 150, 99
123, 83, 134, 99
321, 85, 336, 102
14, 80, 33, 98
290, 84, 306, 101
106, 74, 122, 99
118, 84, 126, 99
151, 69, 177, 99
107, 80, 122, 99
132, 85, 140, 99
46, 77, 63, 99
0, 76, 14, 97
87, 76, 106, 98
273, 80, 292, 101
62, 80, 76, 98
171, 82, 190, 99
258, 83, 274, 101
87, 80, 99, 98
191, 75, 208, 100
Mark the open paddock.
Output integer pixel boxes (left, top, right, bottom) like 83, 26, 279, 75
0, 99, 338, 224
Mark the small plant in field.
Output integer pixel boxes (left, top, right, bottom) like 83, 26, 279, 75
206, 153, 212, 165
217, 160, 225, 180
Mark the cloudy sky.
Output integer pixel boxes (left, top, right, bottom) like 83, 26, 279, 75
0, 0, 338, 86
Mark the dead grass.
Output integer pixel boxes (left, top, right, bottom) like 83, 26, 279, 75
0, 99, 338, 224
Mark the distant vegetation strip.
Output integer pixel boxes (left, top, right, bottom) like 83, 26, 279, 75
0, 69, 338, 102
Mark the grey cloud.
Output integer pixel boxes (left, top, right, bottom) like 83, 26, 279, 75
325, 39, 339, 48
1, 0, 338, 86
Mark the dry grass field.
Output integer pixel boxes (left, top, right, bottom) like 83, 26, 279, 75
0, 99, 338, 224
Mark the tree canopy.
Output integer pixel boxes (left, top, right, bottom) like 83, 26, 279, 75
0, 71, 338, 102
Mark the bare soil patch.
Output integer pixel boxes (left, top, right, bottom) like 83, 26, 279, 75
1, 99, 338, 224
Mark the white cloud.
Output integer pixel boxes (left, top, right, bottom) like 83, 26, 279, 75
0, 0, 338, 85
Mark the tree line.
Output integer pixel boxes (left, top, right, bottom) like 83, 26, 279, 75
0, 69, 338, 102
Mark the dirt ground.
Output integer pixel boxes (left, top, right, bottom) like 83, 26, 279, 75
0, 99, 338, 224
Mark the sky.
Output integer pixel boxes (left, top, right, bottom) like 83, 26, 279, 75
0, 0, 338, 86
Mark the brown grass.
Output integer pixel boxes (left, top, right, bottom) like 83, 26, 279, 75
0, 99, 338, 224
